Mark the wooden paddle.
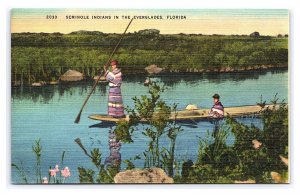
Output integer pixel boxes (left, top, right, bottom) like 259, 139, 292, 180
75, 18, 134, 123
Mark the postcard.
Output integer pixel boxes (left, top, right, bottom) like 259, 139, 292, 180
11, 9, 289, 184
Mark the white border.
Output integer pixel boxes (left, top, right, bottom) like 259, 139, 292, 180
1, 0, 299, 194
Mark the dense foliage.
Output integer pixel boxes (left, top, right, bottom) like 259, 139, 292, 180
176, 102, 288, 183
114, 83, 183, 176
11, 30, 288, 84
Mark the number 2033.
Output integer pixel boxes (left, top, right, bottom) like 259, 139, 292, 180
46, 15, 57, 19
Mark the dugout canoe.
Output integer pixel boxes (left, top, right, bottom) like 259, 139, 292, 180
88, 104, 282, 122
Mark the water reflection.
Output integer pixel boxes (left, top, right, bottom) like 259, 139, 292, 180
11, 81, 108, 103
154, 69, 287, 87
89, 122, 116, 129
104, 130, 121, 169
11, 69, 287, 103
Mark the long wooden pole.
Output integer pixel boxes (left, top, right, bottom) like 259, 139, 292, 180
75, 18, 133, 123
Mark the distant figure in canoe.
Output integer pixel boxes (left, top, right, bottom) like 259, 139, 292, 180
103, 60, 125, 118
210, 93, 224, 118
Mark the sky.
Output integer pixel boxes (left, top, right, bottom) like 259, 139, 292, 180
11, 9, 289, 35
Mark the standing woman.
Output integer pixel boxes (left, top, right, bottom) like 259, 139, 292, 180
103, 60, 125, 118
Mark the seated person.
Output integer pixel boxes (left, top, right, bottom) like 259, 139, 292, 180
209, 94, 224, 118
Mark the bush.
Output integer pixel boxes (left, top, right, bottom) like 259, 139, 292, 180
177, 99, 288, 183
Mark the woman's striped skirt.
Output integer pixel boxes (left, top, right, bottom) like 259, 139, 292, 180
108, 86, 125, 118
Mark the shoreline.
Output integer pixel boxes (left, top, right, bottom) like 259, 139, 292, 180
11, 65, 288, 87
123, 64, 288, 76
162, 64, 287, 74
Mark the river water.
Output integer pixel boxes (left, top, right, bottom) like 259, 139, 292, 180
11, 70, 288, 183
